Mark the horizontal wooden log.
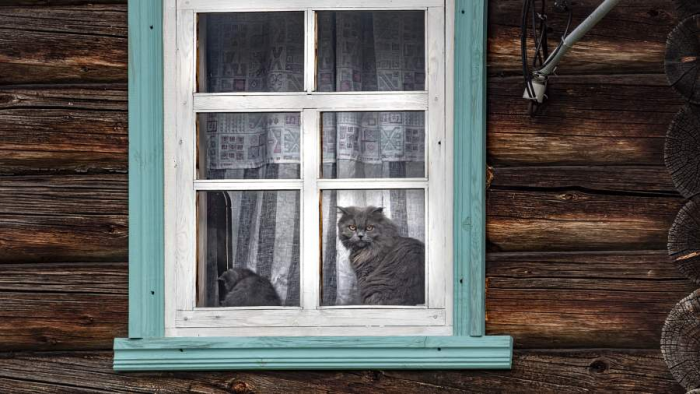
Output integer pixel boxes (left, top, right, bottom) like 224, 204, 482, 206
0, 174, 127, 263
0, 262, 127, 295
0, 85, 127, 174
0, 5, 126, 37
0, 292, 126, 351
0, 5, 127, 84
489, 0, 674, 75
0, 262, 126, 351
0, 252, 692, 351
486, 251, 697, 348
0, 350, 683, 393
488, 74, 682, 166
0, 84, 127, 111
1, 1, 124, 5
487, 189, 682, 252
491, 166, 677, 195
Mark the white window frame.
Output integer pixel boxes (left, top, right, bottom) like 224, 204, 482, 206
164, 0, 453, 337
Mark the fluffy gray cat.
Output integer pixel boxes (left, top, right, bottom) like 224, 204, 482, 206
218, 268, 281, 307
337, 206, 425, 306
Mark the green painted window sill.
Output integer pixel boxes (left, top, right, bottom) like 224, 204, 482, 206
114, 336, 512, 371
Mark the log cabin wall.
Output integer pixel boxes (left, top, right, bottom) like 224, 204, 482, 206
0, 0, 690, 392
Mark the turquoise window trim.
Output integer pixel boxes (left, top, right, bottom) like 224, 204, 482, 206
114, 0, 512, 371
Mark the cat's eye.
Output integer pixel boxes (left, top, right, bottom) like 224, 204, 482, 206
366, 225, 375, 231
349, 225, 357, 231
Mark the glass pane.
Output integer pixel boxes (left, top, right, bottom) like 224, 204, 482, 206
320, 189, 426, 306
316, 11, 425, 92
198, 112, 301, 180
198, 12, 305, 93
321, 111, 425, 178
197, 190, 301, 307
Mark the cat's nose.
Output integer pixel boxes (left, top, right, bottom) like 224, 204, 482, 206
358, 233, 365, 239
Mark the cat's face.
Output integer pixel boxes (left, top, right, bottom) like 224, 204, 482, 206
337, 206, 398, 250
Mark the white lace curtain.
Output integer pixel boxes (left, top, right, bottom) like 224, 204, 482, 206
201, 11, 426, 307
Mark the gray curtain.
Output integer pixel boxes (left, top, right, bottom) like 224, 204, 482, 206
201, 11, 425, 307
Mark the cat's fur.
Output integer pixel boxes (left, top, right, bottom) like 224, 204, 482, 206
218, 268, 282, 307
337, 206, 425, 306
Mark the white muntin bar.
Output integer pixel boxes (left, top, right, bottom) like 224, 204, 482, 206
194, 180, 304, 191
317, 179, 428, 190
300, 109, 321, 311
193, 92, 429, 112
304, 9, 316, 93
178, 0, 440, 11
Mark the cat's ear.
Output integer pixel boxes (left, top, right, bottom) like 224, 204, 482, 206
370, 207, 384, 215
337, 206, 350, 215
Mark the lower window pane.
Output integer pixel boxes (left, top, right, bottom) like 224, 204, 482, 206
197, 190, 301, 307
321, 189, 426, 306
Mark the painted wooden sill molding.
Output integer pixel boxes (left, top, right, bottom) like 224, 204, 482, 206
115, 0, 512, 371
114, 337, 512, 371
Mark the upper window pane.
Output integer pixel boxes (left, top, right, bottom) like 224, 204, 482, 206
316, 11, 425, 92
198, 12, 305, 93
321, 111, 426, 179
197, 112, 301, 180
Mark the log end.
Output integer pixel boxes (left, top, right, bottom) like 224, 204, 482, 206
665, 105, 700, 199
662, 289, 700, 390
669, 198, 700, 283
666, 15, 700, 103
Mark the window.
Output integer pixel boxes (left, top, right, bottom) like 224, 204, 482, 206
175, 2, 447, 337
115, 0, 512, 370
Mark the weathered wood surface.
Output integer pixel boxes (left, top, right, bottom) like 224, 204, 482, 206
0, 0, 687, 391
662, 289, 700, 391
0, 174, 680, 265
2, 1, 123, 5
0, 261, 127, 294
487, 189, 683, 252
665, 14, 700, 103
0, 350, 683, 394
0, 85, 127, 174
665, 105, 700, 198
0, 5, 127, 85
668, 197, 700, 284
491, 166, 677, 195
674, 0, 700, 20
0, 252, 692, 352
486, 251, 697, 348
0, 262, 127, 351
0, 174, 127, 263
489, 0, 675, 76
488, 75, 682, 166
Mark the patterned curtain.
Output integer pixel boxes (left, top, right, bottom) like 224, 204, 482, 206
201, 11, 426, 307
